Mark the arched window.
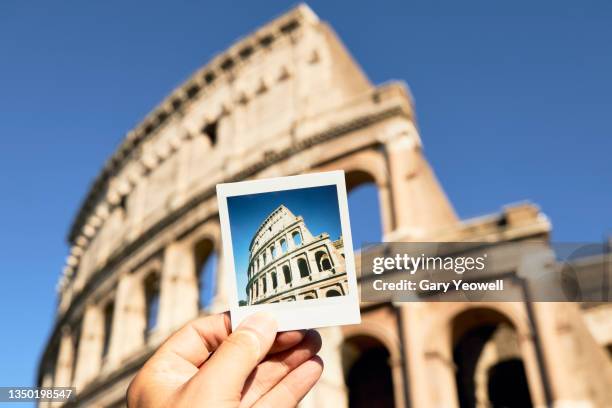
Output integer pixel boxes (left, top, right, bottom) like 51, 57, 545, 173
347, 173, 383, 249
283, 265, 291, 284
280, 239, 288, 254
292, 230, 302, 246
270, 246, 276, 260
101, 302, 114, 359
263, 252, 267, 265
144, 273, 160, 335
315, 250, 333, 272
453, 308, 532, 408
326, 289, 341, 297
298, 258, 309, 278
195, 239, 217, 310
271, 271, 278, 289
304, 294, 315, 300
262, 276, 267, 294
343, 336, 395, 408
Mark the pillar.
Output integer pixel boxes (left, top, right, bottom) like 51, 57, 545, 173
383, 125, 457, 239
290, 257, 301, 283
301, 223, 314, 243
73, 304, 104, 390
54, 327, 75, 387
107, 273, 146, 367
210, 245, 230, 313
287, 233, 296, 251
265, 271, 273, 294
307, 250, 320, 277
158, 241, 198, 334
275, 240, 282, 258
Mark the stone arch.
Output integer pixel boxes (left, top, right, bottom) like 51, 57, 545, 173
342, 335, 396, 408
326, 289, 342, 297
271, 270, 278, 289
270, 245, 277, 260
297, 257, 310, 278
315, 249, 333, 272
451, 307, 533, 408
292, 229, 302, 246
316, 148, 390, 240
280, 238, 288, 254
194, 238, 217, 310
282, 264, 292, 284
143, 272, 161, 336
346, 168, 385, 248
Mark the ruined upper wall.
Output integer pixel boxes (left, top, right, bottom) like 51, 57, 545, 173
60, 4, 374, 294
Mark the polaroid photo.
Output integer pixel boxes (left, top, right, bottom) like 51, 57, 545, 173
216, 170, 361, 331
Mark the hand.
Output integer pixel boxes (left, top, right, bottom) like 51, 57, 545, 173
127, 312, 323, 408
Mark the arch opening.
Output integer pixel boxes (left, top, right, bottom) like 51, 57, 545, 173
452, 308, 532, 408
282, 265, 291, 284
315, 250, 333, 272
292, 230, 302, 246
144, 273, 160, 336
280, 239, 288, 254
346, 170, 383, 249
195, 239, 218, 310
297, 258, 309, 278
326, 289, 341, 297
342, 335, 395, 408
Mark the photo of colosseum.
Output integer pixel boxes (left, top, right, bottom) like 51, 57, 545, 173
34, 4, 612, 408
240, 200, 348, 305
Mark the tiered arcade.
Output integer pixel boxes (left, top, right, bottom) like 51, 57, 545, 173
246, 205, 346, 304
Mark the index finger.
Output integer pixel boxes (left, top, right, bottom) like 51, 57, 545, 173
157, 313, 307, 368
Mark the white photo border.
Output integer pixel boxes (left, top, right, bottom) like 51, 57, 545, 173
216, 170, 361, 331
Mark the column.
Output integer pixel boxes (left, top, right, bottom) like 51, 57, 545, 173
210, 245, 229, 313
73, 304, 104, 390
287, 233, 296, 251
290, 257, 301, 284
107, 273, 146, 367
275, 240, 282, 257
307, 250, 320, 278
326, 244, 341, 270
265, 271, 273, 295
301, 223, 314, 243
384, 128, 457, 239
54, 327, 75, 387
158, 241, 198, 334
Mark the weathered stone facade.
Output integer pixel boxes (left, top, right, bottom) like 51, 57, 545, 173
246, 205, 347, 305
38, 4, 612, 408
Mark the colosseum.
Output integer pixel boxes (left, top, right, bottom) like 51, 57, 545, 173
246, 205, 347, 305
38, 4, 612, 408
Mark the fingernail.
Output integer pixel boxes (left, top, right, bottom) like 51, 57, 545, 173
238, 312, 278, 341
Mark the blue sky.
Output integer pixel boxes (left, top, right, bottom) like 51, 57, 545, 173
0, 0, 611, 395
227, 185, 342, 302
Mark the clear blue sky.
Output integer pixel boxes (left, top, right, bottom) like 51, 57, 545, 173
1, 0, 611, 395
227, 185, 342, 301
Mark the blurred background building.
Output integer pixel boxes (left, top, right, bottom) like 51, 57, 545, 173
37, 5, 612, 407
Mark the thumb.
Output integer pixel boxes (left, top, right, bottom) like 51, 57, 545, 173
188, 312, 278, 399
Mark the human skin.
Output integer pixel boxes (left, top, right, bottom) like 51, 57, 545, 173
127, 312, 323, 408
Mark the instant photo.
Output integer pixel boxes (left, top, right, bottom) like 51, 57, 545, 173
217, 171, 361, 331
